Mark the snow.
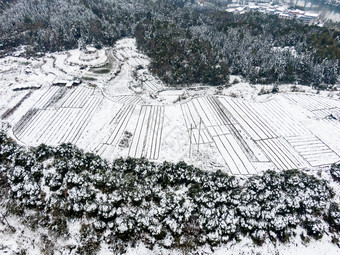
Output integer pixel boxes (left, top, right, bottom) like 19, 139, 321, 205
1, 38, 339, 254
213, 236, 339, 255
120, 236, 340, 255
0, 39, 339, 176
0, 215, 45, 254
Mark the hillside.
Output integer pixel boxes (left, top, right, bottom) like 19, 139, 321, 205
1, 0, 340, 87
1, 0, 340, 254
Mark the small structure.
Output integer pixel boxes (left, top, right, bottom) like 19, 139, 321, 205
52, 80, 68, 86
53, 78, 82, 87
24, 67, 32, 74
289, 9, 305, 16
279, 13, 293, 20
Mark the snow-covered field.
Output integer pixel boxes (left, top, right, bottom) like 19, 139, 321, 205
1, 38, 340, 254
1, 39, 340, 176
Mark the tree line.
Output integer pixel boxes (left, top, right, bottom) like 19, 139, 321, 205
0, 131, 339, 253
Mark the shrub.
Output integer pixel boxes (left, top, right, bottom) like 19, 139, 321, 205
330, 163, 340, 182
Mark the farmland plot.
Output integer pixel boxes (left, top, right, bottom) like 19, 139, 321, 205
15, 108, 59, 144
61, 87, 95, 108
249, 99, 311, 137
58, 96, 102, 144
283, 94, 340, 115
213, 96, 323, 171
122, 51, 148, 67
319, 119, 340, 132
32, 86, 61, 109
143, 80, 164, 94
44, 87, 69, 109
180, 101, 213, 145
13, 86, 103, 146
95, 104, 136, 158
111, 95, 142, 105
128, 105, 164, 160
230, 123, 270, 163
285, 135, 340, 166
208, 96, 266, 162
302, 118, 340, 158
157, 104, 198, 165
1, 91, 32, 121
312, 108, 340, 119
218, 97, 278, 141
212, 133, 257, 174
214, 95, 340, 171
13, 108, 40, 138
256, 138, 309, 170
21, 97, 101, 146
196, 97, 257, 174
12, 86, 71, 141
181, 97, 257, 175
106, 105, 136, 146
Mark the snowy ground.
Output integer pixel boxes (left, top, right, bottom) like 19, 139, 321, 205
1, 38, 340, 254
1, 39, 340, 176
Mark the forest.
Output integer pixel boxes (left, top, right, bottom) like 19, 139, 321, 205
0, 131, 339, 253
0, 0, 339, 87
